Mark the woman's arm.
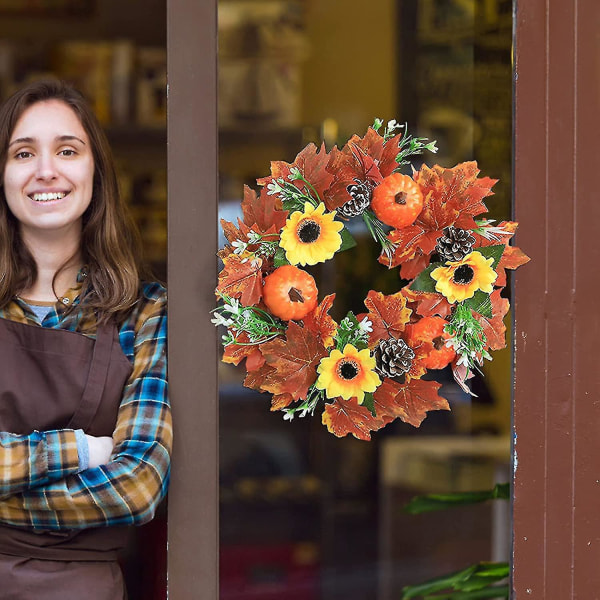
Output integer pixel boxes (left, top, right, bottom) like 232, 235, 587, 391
0, 287, 172, 529
0, 429, 82, 498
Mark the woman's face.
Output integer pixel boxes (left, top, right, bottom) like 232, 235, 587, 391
3, 99, 94, 239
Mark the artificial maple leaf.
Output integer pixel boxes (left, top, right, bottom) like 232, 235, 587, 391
220, 218, 281, 249
222, 332, 267, 373
220, 218, 242, 246
244, 366, 300, 410
404, 288, 453, 319
257, 322, 328, 402
324, 130, 390, 211
373, 378, 449, 428
398, 254, 430, 280
257, 143, 334, 204
332, 127, 402, 178
475, 289, 510, 351
473, 222, 530, 287
244, 362, 274, 391
417, 162, 494, 213
322, 397, 385, 441
216, 254, 263, 306
494, 246, 530, 287
241, 185, 288, 232
362, 290, 412, 345
302, 294, 338, 347
271, 392, 295, 411
378, 133, 404, 177
217, 217, 244, 261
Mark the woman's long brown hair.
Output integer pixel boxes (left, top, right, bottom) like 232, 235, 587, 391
0, 79, 148, 322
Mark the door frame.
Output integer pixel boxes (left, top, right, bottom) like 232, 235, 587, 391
513, 0, 600, 597
166, 1, 219, 598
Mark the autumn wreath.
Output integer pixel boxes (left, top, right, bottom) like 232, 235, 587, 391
213, 120, 529, 440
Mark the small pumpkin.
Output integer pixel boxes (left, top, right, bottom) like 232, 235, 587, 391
371, 173, 423, 229
263, 265, 318, 321
407, 316, 456, 370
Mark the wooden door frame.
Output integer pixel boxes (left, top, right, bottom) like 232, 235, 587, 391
165, 0, 600, 597
166, 0, 219, 598
513, 0, 600, 597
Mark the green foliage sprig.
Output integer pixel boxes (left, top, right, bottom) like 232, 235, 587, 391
402, 562, 509, 600
212, 293, 286, 346
445, 303, 491, 375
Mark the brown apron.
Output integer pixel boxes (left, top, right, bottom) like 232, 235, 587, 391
0, 316, 133, 599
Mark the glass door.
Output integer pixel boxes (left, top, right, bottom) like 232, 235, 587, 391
217, 1, 514, 598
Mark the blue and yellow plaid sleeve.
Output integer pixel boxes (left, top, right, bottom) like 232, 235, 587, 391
0, 284, 172, 530
0, 429, 81, 499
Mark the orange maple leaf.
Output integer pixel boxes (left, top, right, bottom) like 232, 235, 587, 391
404, 288, 453, 319
324, 137, 384, 211
475, 289, 510, 351
473, 221, 530, 287
257, 322, 328, 402
219, 218, 281, 257
302, 294, 338, 348
244, 362, 274, 391
322, 397, 385, 441
495, 246, 529, 287
257, 143, 334, 205
373, 378, 449, 428
222, 332, 266, 372
216, 254, 263, 306
241, 185, 288, 232
362, 290, 412, 344
271, 392, 295, 411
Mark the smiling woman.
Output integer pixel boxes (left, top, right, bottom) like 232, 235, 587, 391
0, 80, 171, 599
4, 100, 94, 255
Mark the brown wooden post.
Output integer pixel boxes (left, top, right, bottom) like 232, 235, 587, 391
513, 0, 600, 597
166, 0, 219, 598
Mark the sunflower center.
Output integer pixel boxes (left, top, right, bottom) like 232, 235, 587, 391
297, 219, 321, 243
394, 191, 407, 205
338, 359, 359, 380
453, 265, 474, 285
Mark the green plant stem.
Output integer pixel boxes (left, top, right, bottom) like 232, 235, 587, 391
423, 586, 509, 600
404, 483, 510, 514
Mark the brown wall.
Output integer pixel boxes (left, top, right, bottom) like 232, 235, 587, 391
513, 0, 600, 597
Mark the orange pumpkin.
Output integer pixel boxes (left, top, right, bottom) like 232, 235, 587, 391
263, 265, 318, 321
371, 173, 423, 229
408, 316, 456, 370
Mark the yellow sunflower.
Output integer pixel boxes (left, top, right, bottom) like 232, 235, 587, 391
430, 250, 497, 304
280, 202, 343, 266
315, 344, 381, 403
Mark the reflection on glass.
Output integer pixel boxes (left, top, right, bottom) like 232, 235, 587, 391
219, 1, 512, 598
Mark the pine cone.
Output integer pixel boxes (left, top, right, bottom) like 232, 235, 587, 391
435, 226, 476, 262
374, 338, 415, 378
338, 180, 374, 218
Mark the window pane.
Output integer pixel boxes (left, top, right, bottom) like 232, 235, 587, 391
218, 1, 512, 598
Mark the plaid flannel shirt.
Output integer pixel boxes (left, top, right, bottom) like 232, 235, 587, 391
0, 281, 171, 530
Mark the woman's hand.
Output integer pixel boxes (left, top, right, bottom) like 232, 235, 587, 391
85, 435, 114, 469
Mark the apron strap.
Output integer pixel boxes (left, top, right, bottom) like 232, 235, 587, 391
67, 323, 115, 431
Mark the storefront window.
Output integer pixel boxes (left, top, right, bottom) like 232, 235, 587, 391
218, 1, 513, 598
